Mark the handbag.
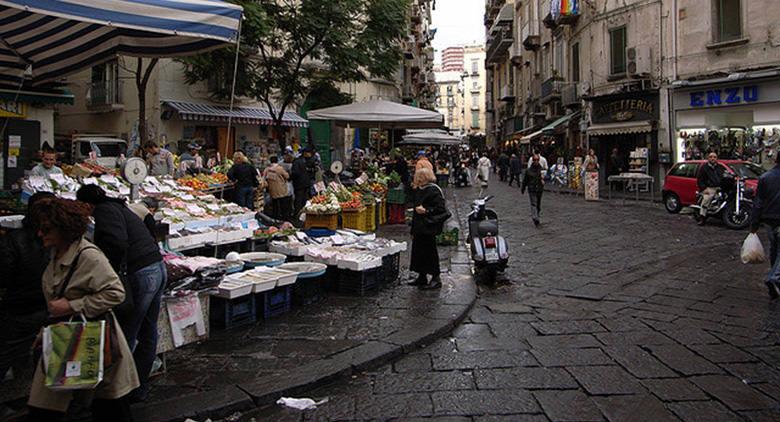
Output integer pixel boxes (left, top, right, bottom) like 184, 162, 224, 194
422, 184, 452, 234
42, 314, 105, 390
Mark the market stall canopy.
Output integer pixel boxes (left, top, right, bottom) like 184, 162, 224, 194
306, 100, 444, 129
520, 129, 542, 144
399, 131, 463, 146
0, 0, 243, 85
587, 121, 654, 136
164, 101, 309, 128
541, 112, 581, 135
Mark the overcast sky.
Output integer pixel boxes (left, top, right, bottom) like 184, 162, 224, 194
431, 0, 485, 63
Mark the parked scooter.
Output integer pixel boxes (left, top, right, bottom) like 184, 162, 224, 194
468, 196, 509, 282
690, 174, 753, 230
454, 162, 471, 187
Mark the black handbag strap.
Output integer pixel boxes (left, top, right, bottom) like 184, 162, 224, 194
57, 246, 98, 299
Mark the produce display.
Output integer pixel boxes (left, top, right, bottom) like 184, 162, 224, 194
340, 191, 364, 210
304, 192, 341, 214
177, 173, 230, 190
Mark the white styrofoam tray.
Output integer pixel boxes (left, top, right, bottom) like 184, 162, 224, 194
215, 279, 254, 299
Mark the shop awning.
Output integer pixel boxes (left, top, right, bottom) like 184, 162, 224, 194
587, 121, 654, 136
164, 101, 309, 128
0, 0, 242, 85
306, 99, 443, 129
520, 130, 543, 144
542, 112, 580, 135
0, 86, 73, 105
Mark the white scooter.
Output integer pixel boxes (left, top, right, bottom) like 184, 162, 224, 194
468, 196, 509, 282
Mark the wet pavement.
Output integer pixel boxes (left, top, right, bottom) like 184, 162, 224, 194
242, 181, 780, 421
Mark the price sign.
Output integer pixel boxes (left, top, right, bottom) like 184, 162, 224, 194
314, 181, 326, 193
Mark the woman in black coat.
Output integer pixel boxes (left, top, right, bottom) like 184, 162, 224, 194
409, 167, 449, 290
522, 154, 545, 227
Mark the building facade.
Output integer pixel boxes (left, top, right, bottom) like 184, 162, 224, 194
435, 44, 487, 136
435, 70, 464, 131
441, 47, 465, 72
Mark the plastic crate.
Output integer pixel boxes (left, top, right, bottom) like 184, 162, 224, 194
379, 200, 387, 225
304, 212, 338, 230
292, 276, 325, 306
338, 267, 380, 296
388, 203, 406, 224
365, 203, 377, 232
323, 266, 340, 292
341, 207, 369, 231
386, 188, 406, 204
259, 285, 292, 319
210, 295, 256, 329
382, 252, 401, 284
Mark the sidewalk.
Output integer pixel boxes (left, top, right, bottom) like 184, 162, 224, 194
131, 189, 476, 421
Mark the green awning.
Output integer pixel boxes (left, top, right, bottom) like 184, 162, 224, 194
542, 111, 580, 135
0, 88, 74, 105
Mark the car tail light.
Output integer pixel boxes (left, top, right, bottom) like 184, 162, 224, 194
484, 237, 497, 248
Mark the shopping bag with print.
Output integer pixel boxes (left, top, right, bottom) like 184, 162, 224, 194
42, 316, 105, 390
741, 233, 766, 264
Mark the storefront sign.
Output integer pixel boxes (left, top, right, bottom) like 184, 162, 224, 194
689, 85, 758, 108
0, 101, 27, 119
591, 94, 659, 124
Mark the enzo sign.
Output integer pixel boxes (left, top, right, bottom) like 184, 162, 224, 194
689, 85, 759, 107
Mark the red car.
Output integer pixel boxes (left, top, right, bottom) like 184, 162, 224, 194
662, 160, 764, 213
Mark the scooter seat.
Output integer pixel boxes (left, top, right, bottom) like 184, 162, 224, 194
477, 220, 498, 236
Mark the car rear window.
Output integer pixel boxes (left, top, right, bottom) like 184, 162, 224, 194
728, 162, 766, 179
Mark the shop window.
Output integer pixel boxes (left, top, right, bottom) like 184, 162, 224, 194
471, 111, 480, 128
715, 0, 742, 42
571, 42, 580, 82
609, 26, 627, 76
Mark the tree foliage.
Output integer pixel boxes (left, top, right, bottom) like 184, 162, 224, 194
180, 0, 410, 140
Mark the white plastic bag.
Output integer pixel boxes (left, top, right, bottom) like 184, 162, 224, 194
741, 233, 766, 264
277, 397, 328, 410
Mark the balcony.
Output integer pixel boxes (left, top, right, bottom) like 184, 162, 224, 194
486, 27, 513, 64
521, 21, 541, 51
562, 83, 581, 107
556, 12, 579, 26
500, 84, 515, 102
510, 45, 523, 67
540, 77, 562, 104
87, 80, 123, 112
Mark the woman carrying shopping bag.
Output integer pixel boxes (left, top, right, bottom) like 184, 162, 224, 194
27, 198, 138, 421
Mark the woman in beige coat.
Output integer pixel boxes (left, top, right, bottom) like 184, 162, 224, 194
27, 198, 138, 421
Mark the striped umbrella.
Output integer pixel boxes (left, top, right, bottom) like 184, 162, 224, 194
0, 0, 242, 85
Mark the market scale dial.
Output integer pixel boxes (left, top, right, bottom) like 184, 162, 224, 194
122, 157, 148, 200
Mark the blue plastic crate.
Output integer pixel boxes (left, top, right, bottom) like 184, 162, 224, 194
210, 295, 256, 329
259, 285, 292, 319
338, 267, 380, 296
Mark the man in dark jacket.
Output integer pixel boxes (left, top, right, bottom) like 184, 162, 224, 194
508, 154, 522, 187
497, 152, 509, 182
291, 147, 315, 216
0, 192, 54, 383
76, 185, 165, 402
522, 154, 545, 227
696, 152, 724, 225
751, 154, 780, 299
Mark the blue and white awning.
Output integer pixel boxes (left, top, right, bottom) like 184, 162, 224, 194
164, 101, 310, 128
0, 0, 242, 85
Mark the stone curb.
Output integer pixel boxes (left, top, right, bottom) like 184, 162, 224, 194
132, 191, 477, 422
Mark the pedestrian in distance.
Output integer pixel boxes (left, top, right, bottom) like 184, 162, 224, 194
476, 153, 491, 196
26, 198, 138, 421
408, 167, 450, 290
696, 151, 724, 226
522, 154, 545, 227
228, 151, 260, 211
750, 151, 780, 299
264, 155, 292, 221
508, 153, 522, 187
527, 149, 549, 171
76, 184, 166, 403
497, 152, 509, 182
291, 147, 315, 217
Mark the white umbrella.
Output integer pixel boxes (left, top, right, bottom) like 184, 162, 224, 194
399, 131, 463, 146
306, 99, 444, 129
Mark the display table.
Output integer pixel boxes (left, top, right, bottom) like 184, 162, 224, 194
607, 173, 655, 205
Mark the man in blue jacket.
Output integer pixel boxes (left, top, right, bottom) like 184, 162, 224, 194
751, 154, 780, 299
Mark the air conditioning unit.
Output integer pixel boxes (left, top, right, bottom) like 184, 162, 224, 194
578, 81, 591, 96
627, 46, 652, 78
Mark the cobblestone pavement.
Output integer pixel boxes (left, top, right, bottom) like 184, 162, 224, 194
243, 180, 780, 421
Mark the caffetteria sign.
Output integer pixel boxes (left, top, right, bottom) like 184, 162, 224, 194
591, 93, 659, 124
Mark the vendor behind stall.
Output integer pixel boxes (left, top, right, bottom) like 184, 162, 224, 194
144, 142, 175, 177
178, 143, 203, 175
31, 150, 62, 178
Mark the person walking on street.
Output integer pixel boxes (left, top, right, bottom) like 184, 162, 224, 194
76, 184, 166, 403
527, 149, 548, 171
696, 152, 724, 226
522, 154, 545, 227
408, 168, 449, 290
264, 156, 292, 221
291, 147, 315, 216
508, 153, 522, 187
476, 153, 491, 196
228, 152, 260, 210
26, 198, 138, 421
751, 153, 780, 299
497, 152, 509, 182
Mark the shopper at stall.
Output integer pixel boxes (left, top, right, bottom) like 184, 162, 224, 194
750, 153, 780, 299
265, 156, 292, 221
508, 153, 522, 187
228, 152, 260, 210
291, 147, 315, 216
128, 197, 160, 237
696, 151, 724, 225
522, 154, 545, 227
0, 192, 55, 386
409, 167, 449, 290
31, 150, 62, 178
415, 151, 433, 173
27, 198, 138, 421
144, 142, 175, 177
75, 184, 165, 403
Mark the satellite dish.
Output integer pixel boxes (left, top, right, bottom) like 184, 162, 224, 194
330, 160, 343, 174
122, 157, 148, 185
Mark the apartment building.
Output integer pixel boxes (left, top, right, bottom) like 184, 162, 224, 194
435, 70, 465, 131
435, 44, 487, 136
401, 0, 438, 110
441, 47, 465, 72
484, 0, 516, 147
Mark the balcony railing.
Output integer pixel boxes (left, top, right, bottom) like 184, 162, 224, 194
486, 27, 513, 64
521, 21, 540, 51
562, 83, 581, 106
541, 77, 562, 104
87, 81, 123, 111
